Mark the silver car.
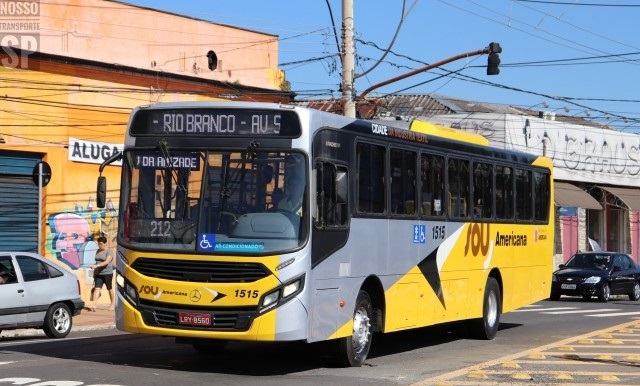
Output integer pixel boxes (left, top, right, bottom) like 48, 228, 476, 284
0, 252, 84, 338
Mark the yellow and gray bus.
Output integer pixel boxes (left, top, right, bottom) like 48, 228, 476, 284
97, 101, 554, 367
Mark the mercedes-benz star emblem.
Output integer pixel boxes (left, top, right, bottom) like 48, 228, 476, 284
190, 289, 202, 302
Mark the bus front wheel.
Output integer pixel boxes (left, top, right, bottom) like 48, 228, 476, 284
466, 277, 501, 340
336, 290, 372, 367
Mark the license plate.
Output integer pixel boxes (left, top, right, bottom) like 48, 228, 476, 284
561, 284, 577, 290
178, 312, 212, 326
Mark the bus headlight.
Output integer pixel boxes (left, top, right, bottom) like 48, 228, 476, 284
258, 275, 305, 314
261, 292, 280, 310
125, 282, 139, 304
282, 280, 300, 297
116, 272, 126, 288
116, 271, 139, 305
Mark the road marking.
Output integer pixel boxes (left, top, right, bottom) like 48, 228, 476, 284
0, 336, 90, 347
542, 308, 620, 314
589, 311, 640, 317
512, 307, 578, 312
413, 319, 640, 385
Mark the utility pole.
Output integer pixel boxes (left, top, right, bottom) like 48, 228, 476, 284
341, 0, 356, 117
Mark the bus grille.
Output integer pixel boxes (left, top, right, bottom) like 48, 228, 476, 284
139, 299, 256, 331
132, 258, 271, 283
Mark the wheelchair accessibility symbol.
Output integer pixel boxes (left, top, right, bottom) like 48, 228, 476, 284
198, 233, 215, 251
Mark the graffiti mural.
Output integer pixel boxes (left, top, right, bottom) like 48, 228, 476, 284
47, 197, 118, 269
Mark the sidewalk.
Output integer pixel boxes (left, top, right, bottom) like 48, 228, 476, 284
74, 306, 116, 330
0, 306, 115, 338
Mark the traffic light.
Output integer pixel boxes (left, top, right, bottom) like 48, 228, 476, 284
487, 42, 501, 75
207, 50, 217, 71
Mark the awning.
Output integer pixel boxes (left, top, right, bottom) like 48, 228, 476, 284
599, 186, 640, 211
555, 182, 602, 210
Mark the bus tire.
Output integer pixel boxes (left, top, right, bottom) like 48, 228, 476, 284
466, 277, 501, 340
336, 290, 372, 367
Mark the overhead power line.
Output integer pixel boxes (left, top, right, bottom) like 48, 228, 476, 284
515, 0, 640, 6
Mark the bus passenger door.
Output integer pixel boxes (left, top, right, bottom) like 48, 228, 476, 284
311, 161, 349, 268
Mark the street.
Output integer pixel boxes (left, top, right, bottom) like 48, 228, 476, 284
1, 297, 640, 386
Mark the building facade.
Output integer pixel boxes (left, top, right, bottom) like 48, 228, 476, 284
0, 0, 291, 304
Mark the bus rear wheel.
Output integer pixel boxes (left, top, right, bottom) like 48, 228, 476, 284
336, 290, 372, 367
466, 277, 501, 340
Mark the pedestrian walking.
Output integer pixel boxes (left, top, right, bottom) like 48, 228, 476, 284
87, 236, 115, 311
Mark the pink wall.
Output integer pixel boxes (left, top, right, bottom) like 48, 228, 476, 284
39, 0, 283, 90
632, 212, 639, 263
561, 215, 578, 262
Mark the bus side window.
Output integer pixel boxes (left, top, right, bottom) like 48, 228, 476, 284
496, 165, 514, 220
356, 142, 386, 214
390, 148, 417, 216
472, 162, 493, 219
420, 153, 445, 216
315, 162, 348, 227
447, 157, 469, 218
533, 171, 550, 222
515, 168, 533, 221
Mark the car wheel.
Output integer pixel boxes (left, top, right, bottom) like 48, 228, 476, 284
549, 291, 560, 301
43, 303, 72, 338
597, 283, 611, 303
466, 277, 501, 340
629, 282, 640, 301
336, 290, 372, 367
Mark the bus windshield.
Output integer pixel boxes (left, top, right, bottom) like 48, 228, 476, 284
119, 147, 306, 254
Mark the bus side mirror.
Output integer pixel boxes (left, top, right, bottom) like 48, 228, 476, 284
97, 176, 107, 208
335, 170, 347, 204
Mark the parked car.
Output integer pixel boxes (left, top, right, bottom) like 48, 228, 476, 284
0, 251, 84, 338
550, 251, 640, 302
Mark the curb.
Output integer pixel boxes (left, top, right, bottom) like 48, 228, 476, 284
0, 323, 115, 338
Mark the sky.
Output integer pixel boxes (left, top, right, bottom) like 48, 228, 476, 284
123, 0, 640, 132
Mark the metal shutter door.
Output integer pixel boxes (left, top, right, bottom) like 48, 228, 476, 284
0, 153, 40, 251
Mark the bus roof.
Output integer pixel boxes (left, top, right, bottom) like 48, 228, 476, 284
410, 119, 490, 146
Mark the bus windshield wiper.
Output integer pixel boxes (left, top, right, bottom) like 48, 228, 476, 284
217, 141, 260, 231
158, 139, 187, 217
220, 140, 261, 201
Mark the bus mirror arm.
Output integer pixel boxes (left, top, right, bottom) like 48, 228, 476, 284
97, 151, 122, 208
99, 150, 122, 174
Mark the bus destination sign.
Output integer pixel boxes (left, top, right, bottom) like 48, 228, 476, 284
130, 109, 302, 137
134, 152, 200, 170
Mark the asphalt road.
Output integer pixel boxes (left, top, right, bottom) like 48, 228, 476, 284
2, 296, 640, 386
